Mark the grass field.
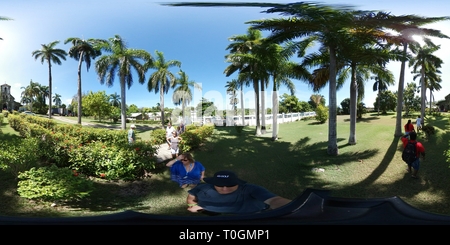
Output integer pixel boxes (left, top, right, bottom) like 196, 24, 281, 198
1, 112, 449, 217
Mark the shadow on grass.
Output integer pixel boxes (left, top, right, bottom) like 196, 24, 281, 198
2, 115, 450, 217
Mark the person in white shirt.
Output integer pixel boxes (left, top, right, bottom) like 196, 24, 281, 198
169, 131, 182, 159
165, 123, 175, 150
416, 116, 422, 132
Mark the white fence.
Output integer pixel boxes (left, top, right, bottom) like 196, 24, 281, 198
193, 111, 316, 126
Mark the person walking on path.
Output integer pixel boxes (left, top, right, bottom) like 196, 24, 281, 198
416, 116, 422, 133
401, 131, 426, 179
165, 123, 175, 150
168, 130, 182, 159
404, 119, 415, 137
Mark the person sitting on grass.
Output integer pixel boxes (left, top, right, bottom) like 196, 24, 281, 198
168, 153, 205, 188
186, 170, 291, 215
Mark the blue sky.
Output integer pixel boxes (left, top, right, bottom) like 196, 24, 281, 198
1, 0, 449, 112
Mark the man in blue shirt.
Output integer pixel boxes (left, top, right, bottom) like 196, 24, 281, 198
186, 170, 291, 215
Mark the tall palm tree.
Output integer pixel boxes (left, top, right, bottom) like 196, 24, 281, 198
65, 37, 105, 125
225, 79, 240, 122
409, 38, 443, 121
95, 35, 151, 130
31, 40, 67, 119
225, 78, 246, 126
172, 70, 201, 122
224, 27, 265, 136
53, 93, 62, 107
109, 92, 121, 108
20, 80, 40, 112
381, 17, 450, 136
37, 85, 50, 111
146, 50, 181, 127
372, 74, 394, 116
260, 41, 304, 141
414, 66, 442, 114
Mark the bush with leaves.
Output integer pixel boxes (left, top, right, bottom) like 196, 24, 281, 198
421, 124, 435, 137
315, 104, 328, 123
0, 137, 41, 178
150, 128, 167, 145
17, 165, 94, 202
67, 141, 157, 180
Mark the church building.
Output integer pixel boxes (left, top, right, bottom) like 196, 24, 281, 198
1, 83, 21, 111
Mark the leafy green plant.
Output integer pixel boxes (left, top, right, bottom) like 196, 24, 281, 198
17, 165, 94, 202
0, 137, 41, 178
421, 124, 435, 137
235, 125, 244, 134
67, 141, 158, 180
150, 128, 167, 145
315, 104, 328, 123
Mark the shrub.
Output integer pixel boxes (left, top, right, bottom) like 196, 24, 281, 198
235, 125, 244, 134
17, 165, 94, 202
67, 141, 157, 180
315, 104, 328, 123
150, 128, 167, 145
2, 110, 9, 118
0, 137, 41, 178
421, 124, 435, 137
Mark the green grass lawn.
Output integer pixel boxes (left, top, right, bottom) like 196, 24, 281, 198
1, 112, 450, 217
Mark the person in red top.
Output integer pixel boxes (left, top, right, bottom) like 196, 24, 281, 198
404, 119, 415, 137
401, 132, 425, 178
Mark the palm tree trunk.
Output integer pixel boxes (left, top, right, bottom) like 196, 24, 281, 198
260, 79, 266, 134
395, 42, 408, 137
47, 60, 53, 119
348, 64, 357, 145
77, 51, 84, 125
429, 90, 433, 114
327, 46, 338, 155
240, 87, 245, 126
160, 86, 165, 128
254, 79, 261, 136
120, 77, 127, 130
377, 89, 380, 116
420, 65, 426, 122
271, 79, 278, 141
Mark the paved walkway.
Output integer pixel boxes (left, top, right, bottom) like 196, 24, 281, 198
52, 116, 173, 163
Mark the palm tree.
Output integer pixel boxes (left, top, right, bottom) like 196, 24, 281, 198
146, 50, 181, 127
53, 93, 62, 107
20, 80, 40, 112
247, 3, 364, 154
409, 38, 443, 121
31, 40, 67, 119
225, 79, 241, 122
260, 41, 303, 141
381, 17, 450, 136
372, 74, 394, 116
39, 85, 50, 108
109, 92, 121, 108
95, 35, 151, 130
172, 70, 201, 122
224, 27, 265, 136
65, 37, 105, 125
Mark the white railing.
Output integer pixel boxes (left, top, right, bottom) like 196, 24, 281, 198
191, 112, 316, 126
